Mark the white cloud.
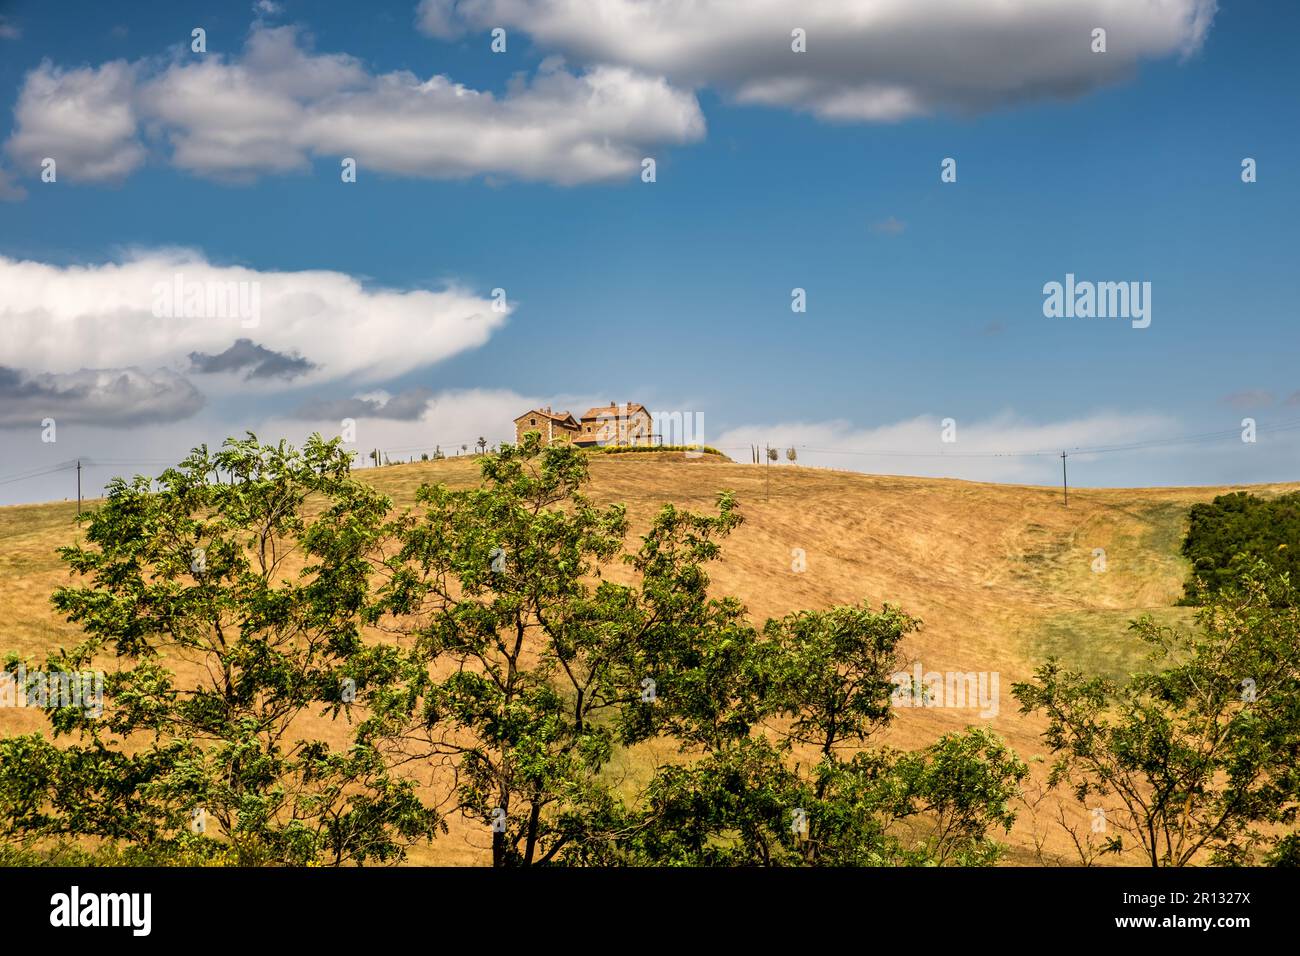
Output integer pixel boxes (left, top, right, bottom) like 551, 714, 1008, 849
6, 60, 146, 181
713, 410, 1187, 483
0, 250, 510, 391
3, 24, 704, 185
294, 63, 703, 184
418, 0, 1216, 121
266, 386, 537, 449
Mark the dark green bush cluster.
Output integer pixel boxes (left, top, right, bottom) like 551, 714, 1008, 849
1180, 491, 1300, 603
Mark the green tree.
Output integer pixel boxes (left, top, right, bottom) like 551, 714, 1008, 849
627, 601, 1026, 866
369, 432, 749, 865
1, 430, 1030, 869
0, 434, 439, 865
1014, 563, 1300, 865
766, 603, 917, 764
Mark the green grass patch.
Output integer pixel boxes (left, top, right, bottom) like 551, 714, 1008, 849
1023, 606, 1197, 682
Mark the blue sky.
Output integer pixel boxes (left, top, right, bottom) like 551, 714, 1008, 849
0, 0, 1297, 503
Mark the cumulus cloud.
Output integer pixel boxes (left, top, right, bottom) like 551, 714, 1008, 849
291, 387, 436, 421
4, 24, 704, 185
418, 0, 1216, 121
6, 60, 146, 181
0, 250, 509, 391
0, 366, 204, 427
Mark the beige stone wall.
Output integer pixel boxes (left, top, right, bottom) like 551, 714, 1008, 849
587, 408, 652, 445
627, 410, 653, 444
514, 414, 543, 445
514, 414, 579, 446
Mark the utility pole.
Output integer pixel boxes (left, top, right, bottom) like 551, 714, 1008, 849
1060, 451, 1068, 507
76, 459, 82, 514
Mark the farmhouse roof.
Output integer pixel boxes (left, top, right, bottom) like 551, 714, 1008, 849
580, 402, 650, 422
514, 408, 579, 427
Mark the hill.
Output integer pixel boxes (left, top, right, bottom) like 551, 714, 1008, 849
4, 449, 1297, 864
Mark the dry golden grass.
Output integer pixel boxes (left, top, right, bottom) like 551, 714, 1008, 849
3, 450, 1297, 864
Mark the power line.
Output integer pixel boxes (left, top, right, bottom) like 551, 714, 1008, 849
0, 457, 178, 490
0, 461, 79, 487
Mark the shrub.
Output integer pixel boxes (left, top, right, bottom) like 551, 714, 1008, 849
1180, 491, 1300, 603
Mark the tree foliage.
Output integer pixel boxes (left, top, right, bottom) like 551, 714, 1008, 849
1014, 563, 1300, 865
1, 430, 1029, 867
1180, 491, 1300, 604
0, 434, 439, 865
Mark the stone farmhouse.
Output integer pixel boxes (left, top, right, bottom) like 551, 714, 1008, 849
514, 402, 654, 447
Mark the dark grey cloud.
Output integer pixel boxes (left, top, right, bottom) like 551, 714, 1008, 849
189, 338, 316, 380
291, 388, 434, 422
0, 366, 204, 427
